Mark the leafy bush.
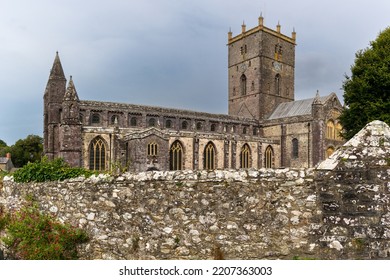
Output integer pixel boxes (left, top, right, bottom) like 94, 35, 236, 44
1, 201, 88, 260
13, 157, 98, 183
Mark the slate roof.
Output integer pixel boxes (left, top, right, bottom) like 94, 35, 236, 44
267, 94, 332, 120
0, 157, 9, 164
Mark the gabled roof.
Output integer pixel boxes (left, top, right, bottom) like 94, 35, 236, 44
267, 93, 338, 120
0, 157, 9, 164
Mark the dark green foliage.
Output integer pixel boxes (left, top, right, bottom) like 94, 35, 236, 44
13, 157, 97, 183
340, 27, 390, 139
0, 139, 7, 148
0, 135, 43, 168
0, 201, 88, 260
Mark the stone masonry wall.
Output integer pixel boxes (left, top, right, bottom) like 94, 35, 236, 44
1, 165, 389, 260
1, 119, 389, 260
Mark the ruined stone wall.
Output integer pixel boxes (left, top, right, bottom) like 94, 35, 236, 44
1, 164, 389, 260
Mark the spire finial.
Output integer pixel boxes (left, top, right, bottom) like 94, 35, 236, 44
241, 21, 246, 33
277, 21, 281, 33
258, 13, 264, 26
228, 27, 233, 41
292, 27, 296, 41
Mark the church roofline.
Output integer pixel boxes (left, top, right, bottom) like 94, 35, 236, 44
79, 99, 260, 124
227, 16, 296, 45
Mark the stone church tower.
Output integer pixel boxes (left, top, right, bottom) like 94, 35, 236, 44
228, 15, 296, 120
43, 52, 67, 160
43, 53, 82, 166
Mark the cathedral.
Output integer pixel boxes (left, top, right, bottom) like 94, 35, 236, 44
43, 16, 344, 172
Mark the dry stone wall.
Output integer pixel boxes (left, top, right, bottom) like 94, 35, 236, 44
1, 121, 389, 260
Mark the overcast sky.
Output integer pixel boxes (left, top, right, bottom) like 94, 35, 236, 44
1, 0, 389, 145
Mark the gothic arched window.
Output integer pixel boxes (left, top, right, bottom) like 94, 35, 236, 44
196, 122, 203, 131
210, 123, 216, 132
148, 118, 156, 127
89, 137, 106, 171
170, 141, 183, 170
91, 113, 100, 124
292, 138, 299, 159
240, 74, 247, 95
204, 142, 216, 170
111, 115, 119, 125
240, 144, 251, 169
264, 145, 274, 168
166, 119, 172, 129
326, 120, 335, 139
181, 121, 188, 130
130, 117, 137, 127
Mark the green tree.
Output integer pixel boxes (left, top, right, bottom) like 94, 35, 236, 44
9, 135, 43, 168
0, 139, 7, 148
339, 27, 390, 139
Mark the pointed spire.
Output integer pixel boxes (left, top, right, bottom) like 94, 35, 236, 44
49, 52, 66, 80
276, 21, 281, 33
63, 75, 79, 102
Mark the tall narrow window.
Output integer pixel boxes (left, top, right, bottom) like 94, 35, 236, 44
147, 142, 158, 156
170, 141, 183, 170
335, 123, 343, 140
196, 122, 203, 131
210, 123, 216, 132
204, 142, 216, 170
240, 144, 251, 169
264, 146, 274, 168
326, 120, 335, 139
292, 138, 299, 159
240, 74, 247, 95
89, 137, 106, 171
275, 74, 281, 96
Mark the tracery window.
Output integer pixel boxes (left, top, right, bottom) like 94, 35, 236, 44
292, 138, 299, 159
170, 141, 183, 170
89, 137, 106, 171
204, 142, 216, 170
240, 144, 251, 169
147, 141, 158, 156
264, 145, 274, 168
